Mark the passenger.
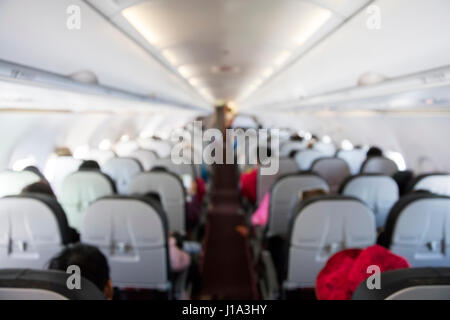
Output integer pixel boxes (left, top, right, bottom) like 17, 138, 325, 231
48, 243, 114, 300
21, 182, 80, 242
79, 160, 101, 170
22, 181, 56, 198
366, 146, 383, 158
315, 245, 410, 300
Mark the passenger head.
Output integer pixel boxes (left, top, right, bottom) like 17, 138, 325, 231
366, 146, 383, 158
48, 244, 113, 299
79, 160, 100, 171
150, 166, 168, 173
300, 189, 328, 201
290, 135, 304, 142
22, 181, 56, 198
54, 146, 72, 157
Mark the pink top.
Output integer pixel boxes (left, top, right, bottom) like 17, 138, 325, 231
251, 192, 270, 227
169, 236, 191, 272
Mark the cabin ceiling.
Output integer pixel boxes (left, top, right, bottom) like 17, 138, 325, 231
87, 0, 372, 102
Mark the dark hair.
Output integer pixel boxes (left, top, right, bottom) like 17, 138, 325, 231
366, 146, 383, 158
290, 135, 304, 142
79, 160, 100, 170
23, 166, 48, 182
22, 182, 56, 198
48, 244, 110, 291
150, 166, 168, 172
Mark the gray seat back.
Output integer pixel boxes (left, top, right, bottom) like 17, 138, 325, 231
381, 194, 450, 267
352, 267, 450, 300
256, 157, 299, 204
102, 157, 142, 195
294, 149, 324, 171
129, 171, 186, 235
336, 149, 367, 175
341, 175, 399, 230
411, 174, 450, 196
285, 196, 376, 289
0, 195, 71, 269
0, 170, 41, 198
130, 149, 158, 171
81, 197, 170, 291
361, 156, 398, 175
267, 173, 329, 238
311, 158, 350, 194
142, 141, 172, 158
59, 171, 115, 231
0, 269, 105, 300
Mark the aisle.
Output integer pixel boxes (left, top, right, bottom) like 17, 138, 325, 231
198, 162, 259, 299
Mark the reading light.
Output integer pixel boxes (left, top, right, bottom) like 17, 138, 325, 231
178, 66, 193, 78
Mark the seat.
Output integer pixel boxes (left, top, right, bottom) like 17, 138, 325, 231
81, 196, 170, 292
360, 156, 398, 175
0, 194, 73, 269
266, 173, 329, 238
44, 156, 82, 196
310, 158, 350, 194
341, 175, 399, 230
284, 196, 376, 289
130, 149, 158, 171
102, 157, 142, 195
294, 149, 324, 171
336, 148, 367, 175
0, 170, 41, 198
0, 269, 105, 300
256, 157, 299, 204
59, 170, 115, 231
352, 267, 450, 300
129, 171, 186, 235
408, 173, 450, 196
379, 193, 450, 267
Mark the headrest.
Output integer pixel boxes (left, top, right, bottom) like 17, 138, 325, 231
352, 267, 450, 300
0, 269, 105, 300
294, 149, 324, 171
336, 149, 367, 175
360, 156, 398, 175
102, 157, 142, 194
313, 142, 336, 156
408, 173, 450, 196
60, 171, 115, 197
0, 193, 72, 246
150, 158, 195, 178
130, 149, 158, 171
141, 141, 172, 158
0, 170, 41, 198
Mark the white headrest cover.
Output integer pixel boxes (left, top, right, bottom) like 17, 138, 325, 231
102, 158, 142, 195
0, 171, 41, 198
413, 175, 450, 197
59, 171, 114, 231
